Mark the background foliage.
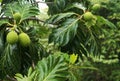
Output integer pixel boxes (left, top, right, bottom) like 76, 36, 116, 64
0, 0, 120, 81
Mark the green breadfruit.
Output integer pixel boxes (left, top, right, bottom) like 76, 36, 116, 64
13, 12, 21, 22
92, 4, 101, 11
83, 12, 94, 21
18, 33, 31, 47
6, 31, 18, 44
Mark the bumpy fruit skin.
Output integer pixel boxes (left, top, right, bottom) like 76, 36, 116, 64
6, 31, 18, 44
83, 12, 93, 21
18, 33, 31, 47
92, 4, 101, 11
13, 12, 21, 22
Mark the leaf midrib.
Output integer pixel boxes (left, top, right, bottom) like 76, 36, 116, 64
42, 58, 63, 81
56, 18, 79, 36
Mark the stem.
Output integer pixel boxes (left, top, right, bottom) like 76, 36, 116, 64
18, 27, 23, 33
7, 23, 14, 27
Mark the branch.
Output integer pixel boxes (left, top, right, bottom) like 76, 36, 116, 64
0, 16, 45, 23
0, 17, 57, 26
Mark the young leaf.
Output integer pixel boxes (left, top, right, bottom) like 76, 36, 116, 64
69, 54, 78, 64
15, 73, 24, 80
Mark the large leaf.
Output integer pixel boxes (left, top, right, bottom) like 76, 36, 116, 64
65, 3, 86, 11
36, 54, 68, 81
46, 12, 76, 24
0, 44, 21, 76
49, 18, 79, 46
46, 0, 88, 15
3, 1, 39, 23
60, 20, 102, 58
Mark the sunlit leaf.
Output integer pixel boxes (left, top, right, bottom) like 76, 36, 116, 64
36, 54, 68, 81
15, 67, 37, 81
69, 54, 78, 64
15, 73, 24, 79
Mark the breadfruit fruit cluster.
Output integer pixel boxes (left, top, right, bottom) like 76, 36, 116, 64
18, 33, 31, 47
6, 31, 18, 44
83, 12, 94, 21
6, 31, 31, 47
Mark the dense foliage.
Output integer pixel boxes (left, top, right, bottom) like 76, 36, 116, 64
0, 0, 120, 81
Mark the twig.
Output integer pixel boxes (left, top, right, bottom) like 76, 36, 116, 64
32, 60, 35, 69
6, 75, 17, 81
